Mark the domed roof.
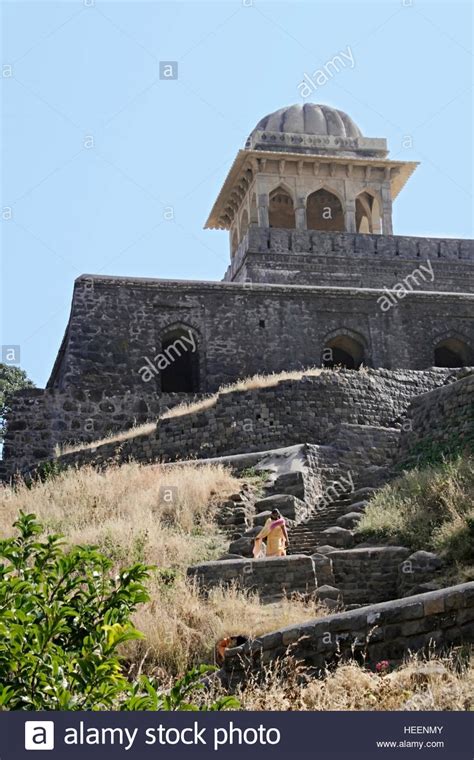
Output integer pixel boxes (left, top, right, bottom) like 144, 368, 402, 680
251, 103, 362, 139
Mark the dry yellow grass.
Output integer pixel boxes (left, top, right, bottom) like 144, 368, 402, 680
234, 653, 474, 711
56, 366, 329, 454
0, 461, 238, 566
56, 423, 158, 456
2, 461, 471, 709
127, 580, 327, 677
0, 461, 326, 677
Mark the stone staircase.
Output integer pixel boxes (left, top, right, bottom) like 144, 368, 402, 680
288, 495, 353, 554
288, 487, 375, 555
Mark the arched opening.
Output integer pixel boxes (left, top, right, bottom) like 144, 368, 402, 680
307, 188, 345, 232
160, 327, 200, 393
355, 192, 373, 233
433, 338, 473, 368
322, 334, 365, 369
269, 187, 295, 229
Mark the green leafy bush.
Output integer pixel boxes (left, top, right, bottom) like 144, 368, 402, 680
0, 514, 237, 711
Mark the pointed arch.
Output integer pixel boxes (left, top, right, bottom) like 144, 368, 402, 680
433, 334, 473, 368
321, 328, 368, 369
268, 185, 296, 229
306, 187, 345, 232
356, 188, 383, 234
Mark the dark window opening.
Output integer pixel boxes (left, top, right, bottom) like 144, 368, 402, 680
324, 347, 356, 369
259, 319, 266, 328
433, 338, 472, 368
322, 335, 365, 370
269, 187, 295, 229
161, 329, 200, 393
307, 188, 345, 232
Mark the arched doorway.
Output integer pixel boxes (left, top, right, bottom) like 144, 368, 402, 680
269, 187, 295, 228
307, 188, 345, 232
355, 192, 373, 233
160, 327, 200, 392
433, 338, 473, 368
322, 334, 365, 369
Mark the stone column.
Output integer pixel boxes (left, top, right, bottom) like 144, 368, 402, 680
344, 197, 357, 233
381, 184, 393, 235
372, 208, 382, 234
295, 196, 307, 230
257, 193, 269, 227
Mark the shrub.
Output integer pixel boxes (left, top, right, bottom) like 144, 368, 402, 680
0, 464, 325, 680
0, 514, 237, 711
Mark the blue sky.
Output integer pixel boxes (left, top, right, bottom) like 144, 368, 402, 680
1, 0, 473, 387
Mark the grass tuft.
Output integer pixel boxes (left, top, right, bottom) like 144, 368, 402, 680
356, 454, 474, 566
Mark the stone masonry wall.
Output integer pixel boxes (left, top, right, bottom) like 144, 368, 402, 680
188, 555, 316, 604
330, 547, 410, 606
398, 372, 474, 466
1, 388, 205, 478
189, 548, 412, 607
12, 368, 457, 480
222, 582, 474, 682
49, 275, 473, 396
139, 369, 458, 462
227, 228, 474, 291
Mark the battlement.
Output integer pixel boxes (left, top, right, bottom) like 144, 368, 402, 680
225, 227, 474, 290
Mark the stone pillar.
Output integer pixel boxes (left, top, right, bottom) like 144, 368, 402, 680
344, 198, 357, 233
295, 197, 307, 230
381, 184, 393, 235
372, 208, 382, 234
257, 193, 269, 227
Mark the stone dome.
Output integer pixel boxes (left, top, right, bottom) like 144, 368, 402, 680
250, 103, 362, 140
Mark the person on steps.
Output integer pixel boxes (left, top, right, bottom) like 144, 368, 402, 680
253, 508, 289, 558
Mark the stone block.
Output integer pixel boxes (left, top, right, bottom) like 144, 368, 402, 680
336, 511, 362, 529
315, 585, 342, 602
228, 536, 254, 557
439, 240, 460, 259
269, 229, 290, 252
282, 628, 303, 646
253, 510, 273, 526
254, 493, 306, 519
423, 596, 445, 616
321, 527, 354, 548
346, 500, 367, 513
315, 545, 338, 555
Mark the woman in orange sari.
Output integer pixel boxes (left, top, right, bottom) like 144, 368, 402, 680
253, 509, 289, 558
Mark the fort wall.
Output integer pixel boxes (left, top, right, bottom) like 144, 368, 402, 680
48, 275, 473, 395
3, 368, 459, 480
226, 228, 474, 290
398, 371, 474, 466
222, 582, 474, 681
